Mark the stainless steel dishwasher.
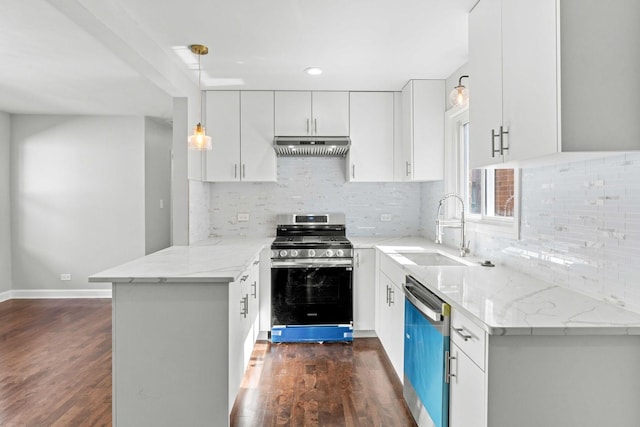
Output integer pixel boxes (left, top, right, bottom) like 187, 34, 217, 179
402, 275, 451, 427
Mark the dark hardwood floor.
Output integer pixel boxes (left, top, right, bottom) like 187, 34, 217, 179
0, 299, 112, 426
0, 299, 415, 426
231, 339, 417, 427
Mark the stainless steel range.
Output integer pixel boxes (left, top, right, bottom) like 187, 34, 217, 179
270, 213, 353, 343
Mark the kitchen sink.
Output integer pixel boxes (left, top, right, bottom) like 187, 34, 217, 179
393, 251, 475, 267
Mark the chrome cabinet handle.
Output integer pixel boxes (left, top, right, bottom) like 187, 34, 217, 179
251, 281, 257, 299
242, 164, 246, 179
446, 351, 456, 384
355, 252, 360, 268
234, 164, 238, 178
385, 285, 390, 304
314, 118, 317, 134
491, 129, 500, 158
352, 164, 355, 179
499, 125, 509, 155
452, 327, 473, 341
240, 295, 249, 318
405, 161, 411, 176
492, 126, 509, 157
389, 286, 395, 305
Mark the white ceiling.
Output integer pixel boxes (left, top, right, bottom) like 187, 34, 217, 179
0, 0, 475, 119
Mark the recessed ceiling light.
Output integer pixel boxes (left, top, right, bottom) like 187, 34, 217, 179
304, 67, 323, 76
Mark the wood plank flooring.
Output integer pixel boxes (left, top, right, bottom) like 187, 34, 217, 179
231, 339, 417, 427
0, 299, 415, 426
0, 299, 112, 426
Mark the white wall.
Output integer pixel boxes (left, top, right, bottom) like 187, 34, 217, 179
145, 117, 172, 254
10, 115, 146, 290
0, 112, 11, 294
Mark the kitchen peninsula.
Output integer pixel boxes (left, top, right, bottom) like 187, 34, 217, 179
92, 236, 640, 427
89, 238, 270, 427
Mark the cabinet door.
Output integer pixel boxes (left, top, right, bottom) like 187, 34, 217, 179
311, 91, 349, 136
274, 91, 312, 136
353, 249, 376, 330
228, 279, 247, 413
348, 92, 394, 182
377, 271, 405, 382
412, 80, 445, 181
401, 81, 445, 182
205, 91, 241, 181
469, 0, 503, 168
449, 342, 486, 427
502, 0, 558, 162
240, 91, 277, 182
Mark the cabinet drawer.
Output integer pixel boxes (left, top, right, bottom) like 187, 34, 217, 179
451, 309, 486, 371
378, 253, 405, 289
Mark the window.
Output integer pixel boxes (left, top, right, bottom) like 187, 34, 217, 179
444, 106, 519, 237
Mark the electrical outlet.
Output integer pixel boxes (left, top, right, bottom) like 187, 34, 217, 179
60, 273, 71, 281
237, 213, 250, 222
380, 214, 392, 222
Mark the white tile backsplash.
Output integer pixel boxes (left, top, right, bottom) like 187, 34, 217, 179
430, 152, 640, 313
206, 157, 423, 238
191, 150, 640, 313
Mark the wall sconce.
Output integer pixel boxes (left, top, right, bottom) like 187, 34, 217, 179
449, 75, 469, 108
187, 44, 212, 151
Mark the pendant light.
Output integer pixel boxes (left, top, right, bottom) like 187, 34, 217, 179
187, 44, 212, 151
449, 75, 469, 108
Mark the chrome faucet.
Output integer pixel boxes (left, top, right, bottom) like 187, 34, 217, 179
435, 193, 470, 257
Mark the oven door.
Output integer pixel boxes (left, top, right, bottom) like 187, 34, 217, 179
271, 259, 353, 326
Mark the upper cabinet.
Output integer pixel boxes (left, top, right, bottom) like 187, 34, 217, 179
469, 0, 640, 168
348, 92, 395, 182
204, 91, 276, 182
274, 91, 349, 136
401, 80, 445, 181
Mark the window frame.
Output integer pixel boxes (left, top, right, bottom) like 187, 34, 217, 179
443, 105, 521, 240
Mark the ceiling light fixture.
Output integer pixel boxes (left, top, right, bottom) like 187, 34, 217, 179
187, 44, 212, 151
304, 67, 323, 76
449, 75, 469, 108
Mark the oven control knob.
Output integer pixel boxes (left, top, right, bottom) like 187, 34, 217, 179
290, 250, 299, 257
308, 249, 316, 257
279, 250, 288, 257
325, 249, 334, 257
336, 249, 344, 257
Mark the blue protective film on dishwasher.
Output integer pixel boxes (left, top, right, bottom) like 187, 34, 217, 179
405, 299, 449, 427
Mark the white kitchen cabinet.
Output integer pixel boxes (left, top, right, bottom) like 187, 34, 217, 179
353, 249, 376, 331
274, 91, 349, 136
348, 92, 395, 182
204, 91, 241, 181
204, 91, 276, 182
401, 80, 445, 181
449, 341, 486, 427
469, 0, 557, 168
469, 0, 640, 168
240, 91, 277, 182
376, 253, 406, 382
449, 308, 487, 427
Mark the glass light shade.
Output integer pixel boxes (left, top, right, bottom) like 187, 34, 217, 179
449, 85, 469, 107
187, 123, 212, 151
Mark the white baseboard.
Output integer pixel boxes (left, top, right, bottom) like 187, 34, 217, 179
7, 289, 112, 299
0, 290, 11, 303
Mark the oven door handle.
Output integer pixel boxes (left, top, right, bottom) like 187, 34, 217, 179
271, 259, 353, 268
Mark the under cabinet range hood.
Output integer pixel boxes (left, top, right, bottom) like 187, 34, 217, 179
273, 136, 351, 157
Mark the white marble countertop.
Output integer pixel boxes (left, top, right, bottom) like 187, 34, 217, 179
362, 237, 640, 336
89, 237, 272, 284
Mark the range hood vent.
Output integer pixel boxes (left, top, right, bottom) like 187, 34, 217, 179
273, 136, 350, 157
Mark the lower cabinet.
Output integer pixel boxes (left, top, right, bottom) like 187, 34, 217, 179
448, 341, 486, 427
376, 253, 406, 382
228, 256, 260, 410
353, 249, 376, 331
